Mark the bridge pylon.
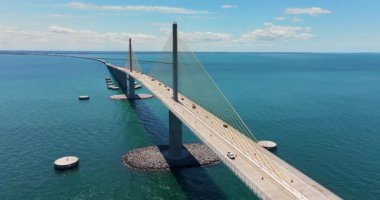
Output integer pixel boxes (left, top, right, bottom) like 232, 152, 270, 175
128, 38, 136, 97
169, 22, 183, 157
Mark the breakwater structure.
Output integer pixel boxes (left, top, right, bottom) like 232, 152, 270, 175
94, 23, 342, 200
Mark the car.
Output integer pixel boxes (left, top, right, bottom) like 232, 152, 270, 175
227, 152, 236, 160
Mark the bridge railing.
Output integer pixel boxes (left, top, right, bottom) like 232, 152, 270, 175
219, 148, 270, 199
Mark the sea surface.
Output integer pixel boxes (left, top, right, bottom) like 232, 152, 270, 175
0, 52, 379, 200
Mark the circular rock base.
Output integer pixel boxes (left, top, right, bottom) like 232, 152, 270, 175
123, 143, 220, 171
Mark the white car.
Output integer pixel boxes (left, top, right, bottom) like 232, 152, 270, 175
227, 152, 236, 160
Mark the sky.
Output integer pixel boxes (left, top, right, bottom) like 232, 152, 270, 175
0, 0, 379, 52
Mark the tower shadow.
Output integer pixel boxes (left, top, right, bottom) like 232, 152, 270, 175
129, 99, 227, 200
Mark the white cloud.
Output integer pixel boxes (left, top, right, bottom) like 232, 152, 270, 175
274, 17, 286, 21
179, 31, 233, 42
48, 14, 73, 19
65, 2, 209, 14
284, 7, 331, 16
0, 25, 161, 50
221, 5, 238, 9
274, 16, 302, 23
47, 25, 158, 43
160, 28, 236, 44
163, 23, 313, 45
241, 23, 313, 41
291, 17, 302, 22
159, 28, 233, 43
189, 15, 214, 20
151, 22, 172, 27
0, 25, 50, 48
0, 24, 314, 51
48, 26, 76, 33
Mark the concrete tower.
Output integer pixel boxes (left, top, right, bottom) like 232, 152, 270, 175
169, 22, 183, 157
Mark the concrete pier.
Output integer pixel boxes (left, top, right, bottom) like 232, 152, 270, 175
128, 75, 135, 96
109, 94, 153, 100
54, 156, 79, 170
258, 140, 277, 151
168, 23, 183, 158
128, 38, 136, 97
78, 95, 90, 100
169, 111, 183, 157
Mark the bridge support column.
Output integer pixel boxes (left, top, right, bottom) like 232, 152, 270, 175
169, 111, 183, 157
124, 74, 128, 94
168, 22, 183, 157
128, 38, 135, 97
128, 76, 135, 96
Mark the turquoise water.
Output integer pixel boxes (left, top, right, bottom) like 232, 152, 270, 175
0, 53, 379, 199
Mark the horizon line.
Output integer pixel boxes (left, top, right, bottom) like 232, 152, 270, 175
1, 50, 380, 54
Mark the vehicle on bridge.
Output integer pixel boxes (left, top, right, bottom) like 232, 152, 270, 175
227, 152, 236, 160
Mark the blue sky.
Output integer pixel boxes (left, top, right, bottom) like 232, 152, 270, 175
0, 0, 379, 52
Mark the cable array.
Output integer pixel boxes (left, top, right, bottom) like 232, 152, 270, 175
144, 35, 296, 187
124, 47, 143, 73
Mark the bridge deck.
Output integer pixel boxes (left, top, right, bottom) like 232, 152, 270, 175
105, 63, 341, 200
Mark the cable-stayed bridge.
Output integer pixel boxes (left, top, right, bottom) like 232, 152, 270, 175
99, 23, 341, 200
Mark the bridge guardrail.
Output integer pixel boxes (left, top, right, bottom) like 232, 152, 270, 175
220, 151, 270, 200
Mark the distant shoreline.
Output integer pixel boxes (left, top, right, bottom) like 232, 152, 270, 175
1, 50, 380, 54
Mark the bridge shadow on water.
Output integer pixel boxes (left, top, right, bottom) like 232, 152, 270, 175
128, 99, 227, 200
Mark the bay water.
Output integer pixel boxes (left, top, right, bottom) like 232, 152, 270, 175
0, 52, 379, 200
